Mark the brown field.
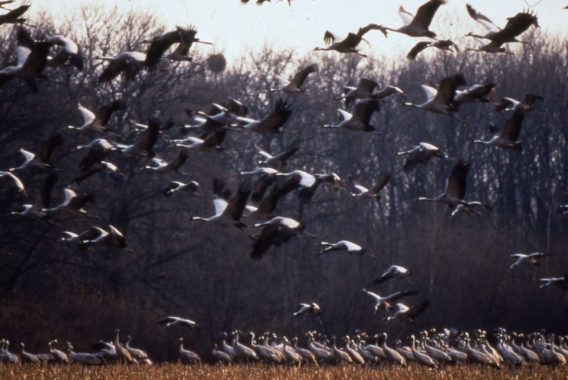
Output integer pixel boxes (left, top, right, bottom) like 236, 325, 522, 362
1, 364, 567, 380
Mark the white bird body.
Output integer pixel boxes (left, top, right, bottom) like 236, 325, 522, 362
276, 170, 316, 188
292, 302, 321, 317
509, 252, 548, 270
159, 316, 198, 328
253, 216, 301, 230
319, 240, 364, 254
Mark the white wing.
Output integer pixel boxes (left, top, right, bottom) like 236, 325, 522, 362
337, 108, 352, 121
14, 148, 35, 169
294, 170, 317, 188
0, 171, 25, 192
339, 240, 362, 251
212, 197, 229, 217
420, 85, 438, 102
398, 6, 414, 26
279, 217, 301, 229
419, 142, 439, 151
78, 103, 96, 126
15, 46, 31, 67
352, 184, 369, 194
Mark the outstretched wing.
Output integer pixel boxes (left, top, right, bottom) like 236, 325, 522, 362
407, 41, 432, 60
410, 0, 446, 30
465, 3, 499, 32
289, 63, 318, 88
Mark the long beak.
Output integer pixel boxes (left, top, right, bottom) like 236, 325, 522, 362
196, 40, 213, 45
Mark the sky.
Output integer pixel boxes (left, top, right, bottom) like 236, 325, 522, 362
30, 0, 568, 62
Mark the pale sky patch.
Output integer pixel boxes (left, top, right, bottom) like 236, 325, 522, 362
30, 0, 568, 62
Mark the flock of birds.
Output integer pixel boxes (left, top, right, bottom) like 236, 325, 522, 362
0, 0, 567, 367
2, 327, 568, 367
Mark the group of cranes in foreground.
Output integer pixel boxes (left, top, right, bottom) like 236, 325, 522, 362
2, 327, 568, 367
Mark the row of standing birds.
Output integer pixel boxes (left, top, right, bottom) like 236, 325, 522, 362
3, 328, 568, 367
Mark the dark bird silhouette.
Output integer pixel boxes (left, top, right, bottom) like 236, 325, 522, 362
403, 73, 466, 116
271, 63, 318, 94
191, 178, 251, 227
451, 82, 496, 111
46, 34, 84, 70
349, 173, 391, 200
251, 216, 302, 259
145, 26, 211, 69
379, 1, 447, 38
40, 172, 59, 210
494, 93, 543, 113
406, 39, 457, 60
182, 103, 242, 136
417, 160, 485, 216
321, 99, 380, 131
239, 98, 292, 133
77, 138, 116, 171
0, 1, 30, 26
314, 24, 387, 58
73, 161, 118, 184
397, 142, 445, 172
97, 51, 146, 83
0, 28, 51, 93
145, 151, 189, 173
117, 116, 160, 157
254, 143, 299, 169
388, 299, 431, 324
338, 78, 378, 108
466, 5, 539, 49
164, 180, 200, 196
292, 302, 322, 317
473, 107, 526, 150
68, 100, 125, 133
174, 128, 227, 151
363, 288, 418, 313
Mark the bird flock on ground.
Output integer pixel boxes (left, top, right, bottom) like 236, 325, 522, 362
0, 0, 567, 367
3, 327, 568, 367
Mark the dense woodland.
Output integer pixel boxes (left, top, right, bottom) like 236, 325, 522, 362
0, 6, 567, 361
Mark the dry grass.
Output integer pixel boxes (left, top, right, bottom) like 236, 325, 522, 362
1, 363, 567, 380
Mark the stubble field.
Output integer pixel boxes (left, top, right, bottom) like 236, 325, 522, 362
1, 364, 567, 380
